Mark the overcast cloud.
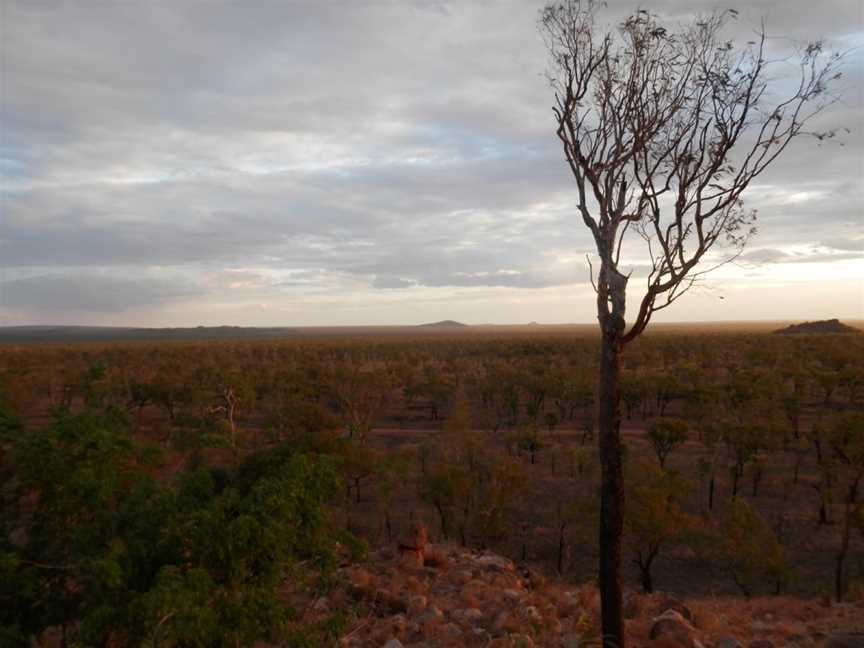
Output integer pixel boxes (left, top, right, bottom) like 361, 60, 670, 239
1, 0, 862, 326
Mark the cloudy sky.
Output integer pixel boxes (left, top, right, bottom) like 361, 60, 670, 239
1, 0, 862, 327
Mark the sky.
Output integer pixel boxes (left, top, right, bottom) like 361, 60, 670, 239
1, 0, 862, 327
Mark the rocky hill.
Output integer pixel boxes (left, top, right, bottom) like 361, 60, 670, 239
774, 319, 860, 335
417, 320, 469, 330
293, 528, 864, 648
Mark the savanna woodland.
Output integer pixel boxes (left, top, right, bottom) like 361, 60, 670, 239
1, 2, 859, 648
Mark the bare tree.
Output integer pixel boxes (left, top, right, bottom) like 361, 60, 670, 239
538, 3, 843, 646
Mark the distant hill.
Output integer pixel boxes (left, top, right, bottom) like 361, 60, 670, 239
416, 320, 468, 329
0, 322, 474, 344
0, 325, 303, 343
774, 319, 861, 335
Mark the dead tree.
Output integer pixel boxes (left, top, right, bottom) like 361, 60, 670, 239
539, 3, 843, 645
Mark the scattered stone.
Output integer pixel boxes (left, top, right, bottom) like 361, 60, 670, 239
418, 604, 444, 623
474, 554, 515, 572
312, 596, 330, 612
389, 614, 408, 639
716, 637, 743, 648
520, 605, 542, 624
376, 589, 407, 615
560, 633, 582, 648
509, 634, 536, 648
825, 635, 864, 648
406, 593, 427, 615
654, 595, 694, 623
503, 588, 522, 604
452, 569, 474, 584
473, 627, 492, 642
490, 572, 522, 589
492, 611, 510, 630
450, 607, 483, 625
650, 609, 697, 644
748, 641, 774, 648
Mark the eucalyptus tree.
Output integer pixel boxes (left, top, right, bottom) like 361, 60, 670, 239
827, 411, 864, 602
539, 2, 843, 643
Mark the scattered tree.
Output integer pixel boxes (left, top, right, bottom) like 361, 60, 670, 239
646, 417, 689, 469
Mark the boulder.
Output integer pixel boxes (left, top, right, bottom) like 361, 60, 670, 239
474, 554, 515, 573
503, 588, 522, 604
650, 609, 698, 645
654, 594, 693, 623
418, 604, 444, 623
519, 605, 542, 624
450, 607, 484, 625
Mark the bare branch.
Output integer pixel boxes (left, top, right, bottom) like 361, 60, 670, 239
540, 1, 844, 345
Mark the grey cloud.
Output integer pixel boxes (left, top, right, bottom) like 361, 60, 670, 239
1, 0, 861, 322
0, 275, 204, 312
739, 248, 793, 264
820, 237, 864, 252
372, 276, 417, 290
738, 246, 864, 265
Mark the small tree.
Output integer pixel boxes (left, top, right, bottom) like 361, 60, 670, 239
539, 3, 842, 643
646, 417, 689, 469
717, 497, 788, 597
625, 461, 695, 593
516, 423, 544, 465
1, 409, 342, 645
827, 411, 864, 602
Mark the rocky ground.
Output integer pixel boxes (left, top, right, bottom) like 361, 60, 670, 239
292, 526, 864, 648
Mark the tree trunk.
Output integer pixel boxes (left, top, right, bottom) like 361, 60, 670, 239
598, 327, 625, 648
731, 464, 741, 499
708, 475, 715, 512
752, 467, 762, 498
639, 562, 654, 594
557, 522, 567, 574
435, 500, 449, 540
835, 475, 861, 602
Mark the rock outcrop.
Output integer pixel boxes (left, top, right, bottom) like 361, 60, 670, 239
774, 319, 860, 335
